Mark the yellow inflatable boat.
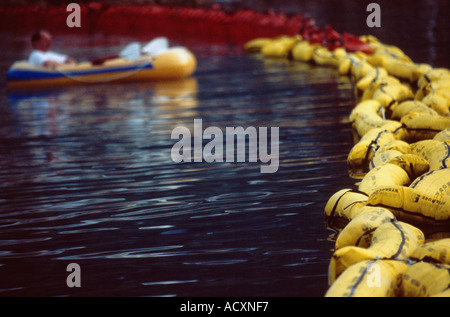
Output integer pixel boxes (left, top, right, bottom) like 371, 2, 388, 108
7, 47, 197, 90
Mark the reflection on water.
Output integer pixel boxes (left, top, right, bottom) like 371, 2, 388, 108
0, 0, 448, 298
7, 78, 199, 137
0, 53, 359, 296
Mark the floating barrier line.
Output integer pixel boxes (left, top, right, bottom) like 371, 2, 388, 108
244, 16, 450, 297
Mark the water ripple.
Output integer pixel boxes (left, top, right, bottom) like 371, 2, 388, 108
0, 43, 356, 296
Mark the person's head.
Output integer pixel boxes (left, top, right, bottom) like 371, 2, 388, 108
31, 30, 52, 52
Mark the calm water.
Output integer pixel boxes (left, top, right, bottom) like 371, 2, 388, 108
0, 35, 358, 297
0, 0, 448, 297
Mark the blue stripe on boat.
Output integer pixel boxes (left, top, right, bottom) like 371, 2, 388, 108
7, 63, 154, 82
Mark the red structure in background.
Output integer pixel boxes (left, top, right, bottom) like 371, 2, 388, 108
0, 3, 303, 45
0, 2, 370, 53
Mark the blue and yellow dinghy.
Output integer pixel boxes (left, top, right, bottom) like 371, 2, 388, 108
7, 47, 197, 90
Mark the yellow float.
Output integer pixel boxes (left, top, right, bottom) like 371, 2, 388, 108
244, 25, 450, 297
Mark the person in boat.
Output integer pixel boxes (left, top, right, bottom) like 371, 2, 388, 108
28, 30, 77, 68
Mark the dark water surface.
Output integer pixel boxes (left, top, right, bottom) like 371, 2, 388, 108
0, 0, 448, 297
0, 36, 357, 297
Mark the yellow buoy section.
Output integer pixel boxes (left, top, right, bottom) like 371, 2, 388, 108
245, 30, 450, 297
